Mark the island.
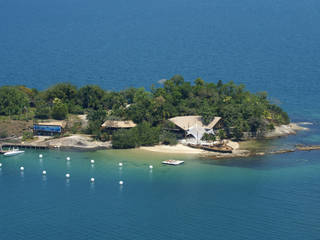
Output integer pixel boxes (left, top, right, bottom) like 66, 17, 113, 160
0, 75, 313, 156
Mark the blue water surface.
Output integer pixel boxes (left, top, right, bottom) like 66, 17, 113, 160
0, 0, 320, 239
1, 149, 320, 240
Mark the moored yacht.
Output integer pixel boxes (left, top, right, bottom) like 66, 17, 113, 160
3, 148, 25, 157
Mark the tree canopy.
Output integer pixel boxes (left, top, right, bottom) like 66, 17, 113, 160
0, 76, 290, 147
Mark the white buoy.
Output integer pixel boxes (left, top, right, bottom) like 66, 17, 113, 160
0, 163, 2, 167
66, 157, 71, 161
119, 162, 123, 167
90, 159, 95, 164
42, 170, 47, 175
65, 173, 70, 178
149, 165, 153, 169
20, 166, 24, 171
90, 177, 95, 182
119, 180, 124, 185
39, 154, 43, 158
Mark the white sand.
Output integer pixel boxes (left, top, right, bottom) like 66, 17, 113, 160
140, 141, 239, 154
140, 144, 206, 154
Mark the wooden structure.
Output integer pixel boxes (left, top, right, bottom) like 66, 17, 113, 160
0, 142, 49, 154
33, 121, 66, 136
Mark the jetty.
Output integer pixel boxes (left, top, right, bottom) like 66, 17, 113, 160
0, 142, 49, 154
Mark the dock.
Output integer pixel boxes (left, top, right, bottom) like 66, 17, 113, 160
0, 142, 49, 154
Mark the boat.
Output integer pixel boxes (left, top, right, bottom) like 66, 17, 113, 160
162, 160, 184, 165
3, 148, 25, 156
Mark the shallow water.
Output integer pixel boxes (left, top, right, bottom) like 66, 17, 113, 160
1, 0, 320, 239
1, 148, 320, 239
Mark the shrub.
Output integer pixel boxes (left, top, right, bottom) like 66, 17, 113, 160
112, 129, 138, 149
160, 131, 178, 145
112, 122, 160, 149
0, 130, 8, 139
22, 131, 33, 141
201, 133, 216, 142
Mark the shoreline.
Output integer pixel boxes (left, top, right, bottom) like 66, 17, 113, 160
1, 122, 316, 157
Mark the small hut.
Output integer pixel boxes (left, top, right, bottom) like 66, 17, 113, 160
101, 120, 136, 129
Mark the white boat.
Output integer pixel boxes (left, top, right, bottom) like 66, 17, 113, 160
3, 148, 25, 156
162, 160, 184, 165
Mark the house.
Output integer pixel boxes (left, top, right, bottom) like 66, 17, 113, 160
33, 121, 67, 136
168, 116, 222, 142
101, 120, 136, 129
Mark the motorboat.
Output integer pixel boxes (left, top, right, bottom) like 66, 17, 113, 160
3, 148, 25, 156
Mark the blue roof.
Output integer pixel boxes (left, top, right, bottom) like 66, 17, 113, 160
34, 124, 62, 133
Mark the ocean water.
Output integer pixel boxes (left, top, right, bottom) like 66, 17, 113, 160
1, 149, 320, 240
1, 0, 320, 239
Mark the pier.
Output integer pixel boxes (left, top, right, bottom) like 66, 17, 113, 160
0, 142, 49, 154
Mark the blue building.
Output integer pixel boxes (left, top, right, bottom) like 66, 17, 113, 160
33, 121, 66, 136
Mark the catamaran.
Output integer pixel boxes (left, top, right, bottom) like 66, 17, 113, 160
3, 148, 25, 156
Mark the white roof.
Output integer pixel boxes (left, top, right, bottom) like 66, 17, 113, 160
168, 116, 221, 131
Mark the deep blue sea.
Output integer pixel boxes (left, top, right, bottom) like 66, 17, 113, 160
1, 0, 320, 239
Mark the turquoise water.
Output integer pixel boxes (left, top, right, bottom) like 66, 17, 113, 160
1, 0, 320, 239
1, 149, 320, 239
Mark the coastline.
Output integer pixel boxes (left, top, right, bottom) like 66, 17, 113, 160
0, 122, 314, 157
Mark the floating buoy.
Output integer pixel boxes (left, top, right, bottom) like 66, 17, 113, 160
90, 160, 95, 164
20, 166, 24, 171
39, 154, 43, 158
90, 177, 95, 182
42, 170, 47, 175
119, 162, 123, 167
65, 173, 70, 178
149, 165, 153, 169
0, 163, 2, 167
119, 180, 124, 185
66, 157, 71, 161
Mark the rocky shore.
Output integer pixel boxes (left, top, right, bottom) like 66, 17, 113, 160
263, 123, 309, 138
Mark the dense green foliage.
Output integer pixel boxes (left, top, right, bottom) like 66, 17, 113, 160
0, 87, 29, 115
0, 76, 290, 147
112, 122, 160, 149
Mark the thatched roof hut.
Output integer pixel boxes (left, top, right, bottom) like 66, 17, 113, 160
168, 116, 221, 131
37, 120, 67, 128
101, 120, 136, 129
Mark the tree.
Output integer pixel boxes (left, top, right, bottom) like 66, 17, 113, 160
218, 129, 226, 141
44, 83, 77, 103
77, 85, 105, 109
85, 109, 107, 136
51, 98, 68, 120
0, 86, 29, 116
112, 129, 138, 149
35, 102, 51, 119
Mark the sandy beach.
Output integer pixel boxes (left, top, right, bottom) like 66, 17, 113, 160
140, 141, 241, 155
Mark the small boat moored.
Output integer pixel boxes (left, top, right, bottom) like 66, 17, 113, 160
162, 160, 184, 166
3, 148, 25, 157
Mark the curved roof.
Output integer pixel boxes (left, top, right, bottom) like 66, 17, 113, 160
169, 116, 221, 131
